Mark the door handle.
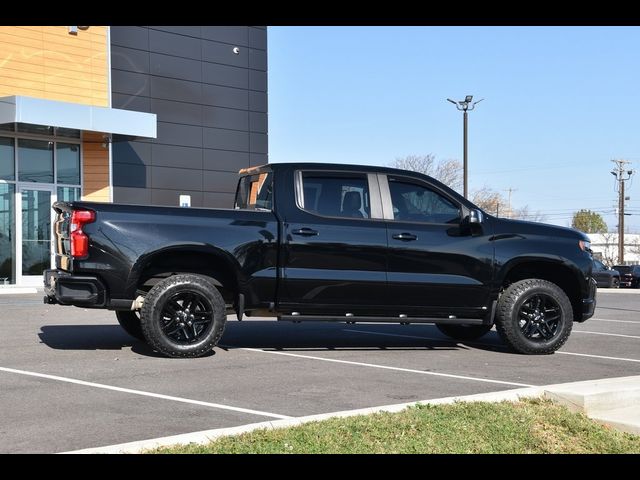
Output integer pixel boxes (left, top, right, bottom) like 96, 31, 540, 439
292, 227, 319, 236
392, 232, 417, 241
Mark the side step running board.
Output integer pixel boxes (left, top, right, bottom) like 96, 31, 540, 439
278, 315, 487, 325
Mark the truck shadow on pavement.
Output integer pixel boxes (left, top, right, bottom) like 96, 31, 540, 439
37, 325, 171, 358
218, 321, 508, 354
36, 322, 509, 357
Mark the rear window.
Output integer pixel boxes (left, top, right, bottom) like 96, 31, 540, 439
235, 172, 273, 210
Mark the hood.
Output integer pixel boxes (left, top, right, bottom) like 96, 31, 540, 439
492, 217, 590, 242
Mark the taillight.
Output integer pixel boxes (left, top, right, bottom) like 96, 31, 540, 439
70, 209, 96, 258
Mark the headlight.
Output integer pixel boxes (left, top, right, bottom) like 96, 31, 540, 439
579, 240, 591, 252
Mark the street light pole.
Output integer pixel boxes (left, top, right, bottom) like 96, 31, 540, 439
447, 95, 484, 199
463, 109, 468, 199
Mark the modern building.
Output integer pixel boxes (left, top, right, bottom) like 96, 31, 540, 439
0, 26, 267, 287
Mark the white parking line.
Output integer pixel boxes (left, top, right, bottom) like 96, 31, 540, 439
0, 366, 291, 420
554, 352, 640, 363
591, 318, 640, 324
241, 348, 535, 388
573, 330, 640, 340
346, 328, 640, 364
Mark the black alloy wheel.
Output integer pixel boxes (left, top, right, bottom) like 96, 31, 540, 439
495, 278, 573, 354
517, 293, 561, 342
159, 291, 214, 344
140, 274, 227, 358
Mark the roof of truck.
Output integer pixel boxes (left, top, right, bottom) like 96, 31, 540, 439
239, 162, 430, 177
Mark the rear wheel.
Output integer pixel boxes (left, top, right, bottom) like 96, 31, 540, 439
140, 274, 227, 358
495, 279, 573, 355
436, 324, 492, 340
115, 310, 144, 340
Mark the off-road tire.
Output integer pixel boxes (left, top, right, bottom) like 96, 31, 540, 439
115, 310, 145, 340
140, 274, 226, 358
436, 324, 493, 340
495, 279, 573, 355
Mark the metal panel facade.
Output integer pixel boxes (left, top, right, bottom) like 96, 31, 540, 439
110, 26, 267, 208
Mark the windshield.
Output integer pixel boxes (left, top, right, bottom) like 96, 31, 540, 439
614, 266, 631, 274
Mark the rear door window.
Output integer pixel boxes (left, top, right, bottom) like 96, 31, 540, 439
299, 172, 371, 219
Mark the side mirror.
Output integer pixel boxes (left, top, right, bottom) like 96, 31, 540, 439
468, 209, 484, 224
460, 208, 484, 236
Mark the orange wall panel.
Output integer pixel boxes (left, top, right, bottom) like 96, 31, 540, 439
82, 132, 110, 202
0, 26, 109, 107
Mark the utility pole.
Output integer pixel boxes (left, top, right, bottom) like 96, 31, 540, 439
504, 188, 517, 219
611, 159, 634, 264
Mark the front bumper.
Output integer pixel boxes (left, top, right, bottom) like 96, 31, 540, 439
43, 269, 107, 307
579, 276, 597, 322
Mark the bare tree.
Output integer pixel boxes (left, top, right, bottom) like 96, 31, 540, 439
629, 236, 640, 257
511, 205, 547, 223
470, 186, 506, 215
391, 155, 463, 192
600, 232, 618, 266
392, 155, 545, 221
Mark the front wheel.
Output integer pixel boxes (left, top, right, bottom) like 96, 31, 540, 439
610, 277, 620, 289
495, 279, 573, 355
140, 274, 227, 358
436, 324, 493, 340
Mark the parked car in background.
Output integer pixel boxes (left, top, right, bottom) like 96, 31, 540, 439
592, 260, 620, 288
612, 265, 640, 288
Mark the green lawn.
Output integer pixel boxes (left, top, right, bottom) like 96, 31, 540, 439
148, 399, 640, 454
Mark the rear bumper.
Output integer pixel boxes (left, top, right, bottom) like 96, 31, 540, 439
43, 269, 107, 307
579, 277, 597, 322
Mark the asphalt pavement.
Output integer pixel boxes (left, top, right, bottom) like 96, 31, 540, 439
0, 289, 639, 453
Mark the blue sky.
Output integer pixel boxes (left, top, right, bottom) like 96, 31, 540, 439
267, 26, 640, 232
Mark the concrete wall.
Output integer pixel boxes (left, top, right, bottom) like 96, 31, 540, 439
109, 26, 268, 208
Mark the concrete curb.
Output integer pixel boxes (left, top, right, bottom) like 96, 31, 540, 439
61, 387, 542, 454
0, 287, 37, 295
596, 288, 640, 294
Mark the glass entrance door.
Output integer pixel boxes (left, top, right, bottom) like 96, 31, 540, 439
17, 186, 55, 286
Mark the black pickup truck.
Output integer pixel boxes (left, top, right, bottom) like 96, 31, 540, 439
44, 163, 596, 357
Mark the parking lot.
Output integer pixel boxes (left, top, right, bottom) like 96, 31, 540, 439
1, 289, 639, 453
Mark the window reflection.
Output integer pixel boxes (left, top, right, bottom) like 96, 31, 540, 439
0, 184, 15, 284
56, 143, 80, 185
0, 137, 14, 181
18, 139, 53, 183
57, 186, 81, 202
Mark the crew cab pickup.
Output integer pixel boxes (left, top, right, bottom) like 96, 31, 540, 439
44, 163, 596, 357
